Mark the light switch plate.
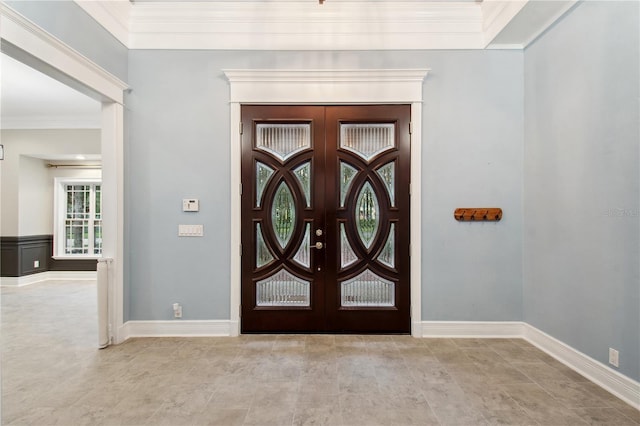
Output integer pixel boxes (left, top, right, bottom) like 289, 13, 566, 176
178, 224, 203, 237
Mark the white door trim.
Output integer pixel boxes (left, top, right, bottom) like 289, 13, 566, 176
224, 69, 429, 336
1, 5, 128, 344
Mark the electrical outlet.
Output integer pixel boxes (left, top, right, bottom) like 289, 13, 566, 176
609, 348, 619, 367
33, 260, 40, 268
173, 303, 182, 319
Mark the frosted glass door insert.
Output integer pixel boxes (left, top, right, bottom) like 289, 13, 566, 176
257, 269, 310, 306
256, 123, 311, 161
340, 123, 395, 161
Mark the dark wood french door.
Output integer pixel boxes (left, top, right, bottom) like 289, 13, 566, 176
241, 105, 410, 333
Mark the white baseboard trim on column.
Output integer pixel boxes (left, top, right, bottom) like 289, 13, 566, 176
420, 321, 526, 338
123, 320, 235, 338
0, 271, 97, 286
523, 323, 640, 410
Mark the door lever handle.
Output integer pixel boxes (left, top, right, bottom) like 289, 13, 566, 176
311, 242, 324, 249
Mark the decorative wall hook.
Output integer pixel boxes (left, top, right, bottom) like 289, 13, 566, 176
454, 208, 502, 222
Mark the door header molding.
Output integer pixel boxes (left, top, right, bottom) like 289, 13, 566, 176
223, 69, 429, 104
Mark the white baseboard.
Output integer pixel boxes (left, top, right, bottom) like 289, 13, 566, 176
418, 320, 639, 409
421, 321, 525, 338
123, 320, 236, 338
523, 323, 640, 410
0, 271, 97, 287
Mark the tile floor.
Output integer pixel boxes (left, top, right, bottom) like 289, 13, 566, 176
1, 280, 639, 426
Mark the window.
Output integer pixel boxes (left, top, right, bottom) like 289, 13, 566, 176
54, 178, 102, 257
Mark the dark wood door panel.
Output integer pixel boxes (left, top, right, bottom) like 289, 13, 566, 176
241, 106, 326, 332
241, 105, 410, 333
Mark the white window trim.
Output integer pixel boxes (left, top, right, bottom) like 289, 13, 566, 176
53, 177, 103, 259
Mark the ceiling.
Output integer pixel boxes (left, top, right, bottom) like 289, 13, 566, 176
1, 53, 102, 130
76, 0, 579, 50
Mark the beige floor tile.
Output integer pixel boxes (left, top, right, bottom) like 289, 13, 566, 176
481, 407, 540, 425
458, 381, 522, 411
299, 376, 340, 394
474, 361, 534, 385
571, 407, 640, 425
378, 407, 441, 426
434, 349, 474, 364
444, 361, 490, 384
537, 380, 614, 408
462, 347, 507, 364
494, 345, 547, 363
194, 407, 248, 426
523, 407, 590, 425
452, 338, 489, 348
339, 405, 394, 426
293, 405, 345, 426
3, 281, 639, 426
422, 338, 459, 352
513, 360, 581, 383
502, 382, 566, 411
252, 381, 300, 409
242, 406, 295, 425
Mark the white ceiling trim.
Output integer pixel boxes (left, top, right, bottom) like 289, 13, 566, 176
74, 0, 522, 50
129, 1, 485, 50
74, 0, 580, 50
481, 0, 527, 47
74, 0, 131, 47
519, 0, 578, 47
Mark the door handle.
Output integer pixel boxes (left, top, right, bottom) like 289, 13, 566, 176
311, 242, 324, 249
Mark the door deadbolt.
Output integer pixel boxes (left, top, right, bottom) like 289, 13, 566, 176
315, 229, 323, 236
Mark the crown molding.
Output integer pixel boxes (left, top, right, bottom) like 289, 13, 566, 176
481, 0, 528, 47
74, 0, 131, 47
70, 0, 578, 51
129, 1, 485, 50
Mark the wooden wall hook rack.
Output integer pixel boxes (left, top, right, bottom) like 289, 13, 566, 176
454, 208, 502, 222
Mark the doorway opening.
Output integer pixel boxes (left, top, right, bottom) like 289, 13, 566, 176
241, 105, 411, 333
1, 7, 128, 344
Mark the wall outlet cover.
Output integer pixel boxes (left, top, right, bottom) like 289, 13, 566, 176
608, 348, 619, 367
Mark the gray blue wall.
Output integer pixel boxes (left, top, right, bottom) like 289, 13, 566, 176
125, 50, 524, 321
524, 1, 640, 381
5, 1, 128, 81
5, 0, 638, 383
